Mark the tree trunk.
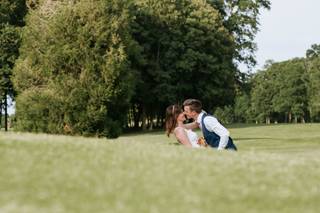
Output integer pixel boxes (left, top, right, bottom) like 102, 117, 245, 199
284, 113, 288, 123
266, 116, 270, 124
301, 116, 305, 123
127, 109, 133, 128
288, 112, 292, 123
156, 115, 160, 128
133, 105, 141, 129
156, 115, 164, 128
141, 107, 147, 131
0, 102, 2, 129
148, 116, 153, 130
4, 92, 8, 131
309, 107, 313, 122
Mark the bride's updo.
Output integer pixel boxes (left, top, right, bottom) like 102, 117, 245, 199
165, 104, 183, 137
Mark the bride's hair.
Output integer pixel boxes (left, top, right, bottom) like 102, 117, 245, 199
165, 104, 183, 137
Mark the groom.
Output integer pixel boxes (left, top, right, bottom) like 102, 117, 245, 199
183, 99, 237, 151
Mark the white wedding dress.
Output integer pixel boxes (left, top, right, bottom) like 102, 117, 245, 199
184, 129, 201, 148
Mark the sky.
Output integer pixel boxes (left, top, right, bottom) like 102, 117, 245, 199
252, 0, 320, 71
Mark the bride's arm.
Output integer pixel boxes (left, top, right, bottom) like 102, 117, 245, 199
183, 122, 199, 130
173, 127, 193, 148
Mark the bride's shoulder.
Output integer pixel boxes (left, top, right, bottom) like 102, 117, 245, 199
173, 126, 185, 133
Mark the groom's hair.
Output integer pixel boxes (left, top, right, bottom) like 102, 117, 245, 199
183, 99, 202, 113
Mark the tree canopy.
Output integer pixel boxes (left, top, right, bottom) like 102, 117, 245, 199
10, 0, 271, 136
13, 0, 136, 137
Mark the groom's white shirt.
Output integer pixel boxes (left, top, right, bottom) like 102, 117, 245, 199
197, 111, 230, 150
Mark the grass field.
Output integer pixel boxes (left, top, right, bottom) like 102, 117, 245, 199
1, 124, 320, 213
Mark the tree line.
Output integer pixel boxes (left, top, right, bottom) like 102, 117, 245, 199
13, 0, 320, 138
214, 44, 320, 124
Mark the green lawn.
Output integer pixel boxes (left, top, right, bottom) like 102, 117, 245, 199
1, 124, 320, 213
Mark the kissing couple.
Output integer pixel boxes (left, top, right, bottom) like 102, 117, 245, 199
165, 99, 237, 151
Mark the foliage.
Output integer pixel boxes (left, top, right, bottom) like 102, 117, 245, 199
0, 0, 26, 130
208, 0, 271, 67
250, 69, 275, 123
13, 0, 136, 137
306, 48, 320, 121
234, 93, 252, 122
0, 0, 26, 96
129, 0, 237, 129
306, 44, 320, 59
272, 59, 308, 122
15, 87, 63, 133
250, 59, 309, 123
214, 105, 234, 124
11, 0, 272, 134
0, 0, 26, 97
0, 24, 20, 98
0, 0, 27, 26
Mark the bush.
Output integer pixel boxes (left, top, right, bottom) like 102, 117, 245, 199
13, 0, 136, 138
15, 87, 64, 133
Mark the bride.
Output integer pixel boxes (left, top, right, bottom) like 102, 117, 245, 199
165, 104, 206, 148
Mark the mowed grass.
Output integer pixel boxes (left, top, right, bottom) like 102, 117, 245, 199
1, 124, 320, 213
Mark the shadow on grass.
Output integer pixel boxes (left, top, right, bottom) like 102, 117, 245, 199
121, 123, 312, 137
227, 123, 271, 129
122, 129, 165, 137
227, 123, 315, 129
122, 124, 272, 137
168, 142, 180, 146
234, 137, 274, 141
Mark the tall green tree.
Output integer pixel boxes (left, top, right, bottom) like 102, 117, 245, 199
234, 93, 252, 122
208, 0, 271, 67
130, 0, 236, 129
306, 44, 320, 121
271, 59, 308, 123
13, 0, 270, 135
0, 25, 20, 129
13, 0, 137, 137
251, 59, 309, 123
0, 0, 27, 130
251, 68, 276, 124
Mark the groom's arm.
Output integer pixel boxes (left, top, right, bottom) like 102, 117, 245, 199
183, 122, 199, 130
203, 117, 229, 150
